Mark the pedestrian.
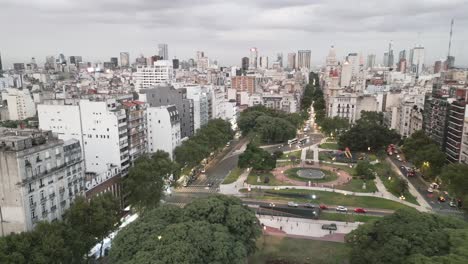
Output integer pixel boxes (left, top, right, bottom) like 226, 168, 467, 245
296, 222, 298, 227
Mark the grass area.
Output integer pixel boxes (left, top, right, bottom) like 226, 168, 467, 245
336, 179, 377, 193
325, 163, 357, 176
222, 167, 244, 184
319, 142, 340, 150
252, 189, 414, 211
249, 235, 349, 264
276, 160, 297, 167
373, 162, 419, 205
320, 212, 381, 223
326, 138, 337, 143
247, 171, 283, 186
284, 167, 338, 183
279, 150, 302, 159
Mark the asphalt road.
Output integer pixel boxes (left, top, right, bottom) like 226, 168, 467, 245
388, 154, 464, 217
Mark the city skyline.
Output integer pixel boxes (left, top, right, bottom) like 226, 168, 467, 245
1, 0, 467, 67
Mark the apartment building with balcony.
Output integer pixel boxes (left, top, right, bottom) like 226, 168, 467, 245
446, 100, 466, 162
423, 96, 450, 150
460, 107, 468, 165
0, 129, 84, 235
122, 101, 147, 166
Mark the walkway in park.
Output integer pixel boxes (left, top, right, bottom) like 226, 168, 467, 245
271, 164, 352, 187
258, 215, 360, 243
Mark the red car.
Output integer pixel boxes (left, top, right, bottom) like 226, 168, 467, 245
319, 204, 328, 210
354, 208, 367, 213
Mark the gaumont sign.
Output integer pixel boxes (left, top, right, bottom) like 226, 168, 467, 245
85, 167, 120, 191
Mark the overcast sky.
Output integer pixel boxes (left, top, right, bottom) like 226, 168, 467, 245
1, 0, 467, 68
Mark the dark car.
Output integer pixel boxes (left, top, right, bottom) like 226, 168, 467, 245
322, 223, 337, 230
304, 203, 316, 208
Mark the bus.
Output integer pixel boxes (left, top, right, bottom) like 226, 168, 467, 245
287, 138, 298, 145
299, 137, 308, 145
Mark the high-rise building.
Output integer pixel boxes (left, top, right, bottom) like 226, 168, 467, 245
13, 63, 25, 71
1, 88, 36, 120
144, 86, 194, 138
172, 59, 179, 69
259, 56, 269, 69
110, 57, 118, 68
241, 57, 249, 71
399, 50, 406, 60
287, 53, 296, 70
276, 53, 283, 68
397, 59, 407, 73
249, 48, 258, 69
45, 56, 55, 70
0, 52, 3, 74
134, 60, 174, 92
445, 56, 455, 70
0, 129, 85, 235
297, 50, 311, 69
120, 52, 130, 67
38, 97, 134, 175
434, 61, 442, 73
158, 43, 169, 60
147, 106, 181, 160
366, 54, 376, 69
411, 46, 425, 76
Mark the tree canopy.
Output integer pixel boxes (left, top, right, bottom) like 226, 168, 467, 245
440, 163, 468, 210
0, 193, 120, 264
109, 195, 261, 264
402, 130, 446, 178
174, 118, 234, 166
124, 150, 179, 212
238, 143, 276, 171
355, 161, 374, 180
338, 111, 400, 152
346, 209, 468, 264
237, 105, 303, 144
320, 116, 350, 137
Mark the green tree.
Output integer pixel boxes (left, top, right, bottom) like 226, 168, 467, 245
238, 143, 276, 171
346, 209, 468, 264
109, 195, 260, 264
124, 151, 178, 212
441, 163, 468, 210
320, 116, 350, 137
355, 161, 374, 180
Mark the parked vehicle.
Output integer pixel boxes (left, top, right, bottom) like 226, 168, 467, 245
336, 206, 348, 212
449, 200, 457, 207
287, 202, 299, 207
321, 223, 337, 230
354, 208, 367, 213
438, 196, 446, 202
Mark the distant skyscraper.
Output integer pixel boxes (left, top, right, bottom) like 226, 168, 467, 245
445, 56, 455, 70
13, 63, 25, 71
387, 41, 394, 67
57, 53, 66, 65
158, 44, 169, 60
241, 57, 249, 71
434, 61, 442, 73
249, 48, 258, 69
110, 57, 118, 67
276, 53, 283, 68
172, 59, 180, 69
399, 50, 406, 60
297, 50, 311, 69
412, 46, 425, 76
120, 52, 130, 67
383, 52, 389, 67
366, 54, 376, 69
287, 53, 296, 69
259, 56, 269, 69
409, 49, 414, 66
0, 52, 3, 75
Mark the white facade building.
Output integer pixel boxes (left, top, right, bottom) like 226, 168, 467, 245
38, 99, 130, 175
147, 106, 181, 160
134, 60, 173, 92
1, 88, 36, 120
0, 129, 84, 235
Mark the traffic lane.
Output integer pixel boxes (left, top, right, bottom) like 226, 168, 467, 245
242, 200, 392, 217
389, 156, 457, 212
263, 134, 324, 153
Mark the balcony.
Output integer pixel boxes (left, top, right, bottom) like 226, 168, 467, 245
40, 196, 47, 203
51, 205, 57, 211
60, 200, 66, 207
42, 210, 48, 217
49, 193, 56, 199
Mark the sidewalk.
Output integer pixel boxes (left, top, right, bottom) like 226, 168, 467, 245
219, 168, 249, 195
258, 215, 360, 243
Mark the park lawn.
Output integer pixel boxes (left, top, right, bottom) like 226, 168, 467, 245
320, 212, 381, 223
249, 235, 349, 264
247, 171, 283, 186
258, 189, 414, 211
319, 142, 340, 150
325, 163, 357, 176
373, 163, 419, 205
336, 179, 377, 193
280, 150, 302, 159
326, 138, 337, 143
222, 167, 244, 184
284, 167, 338, 183
276, 161, 295, 167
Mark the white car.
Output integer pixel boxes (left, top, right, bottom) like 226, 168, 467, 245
268, 203, 276, 207
287, 202, 299, 207
335, 206, 348, 212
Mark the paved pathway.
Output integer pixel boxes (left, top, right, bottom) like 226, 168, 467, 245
272, 164, 352, 187
258, 215, 360, 243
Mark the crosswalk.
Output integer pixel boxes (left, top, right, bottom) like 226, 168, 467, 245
176, 186, 219, 193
